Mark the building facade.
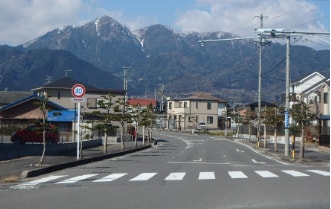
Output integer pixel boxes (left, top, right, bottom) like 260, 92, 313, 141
167, 93, 226, 130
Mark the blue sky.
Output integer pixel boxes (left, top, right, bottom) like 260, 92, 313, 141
0, 0, 329, 49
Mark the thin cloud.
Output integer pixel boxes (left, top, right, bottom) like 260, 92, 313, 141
0, 0, 85, 46
175, 0, 329, 49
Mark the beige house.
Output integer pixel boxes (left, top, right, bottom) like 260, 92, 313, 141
167, 93, 226, 130
32, 77, 126, 113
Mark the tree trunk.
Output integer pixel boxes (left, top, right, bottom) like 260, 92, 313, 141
134, 128, 137, 148
274, 128, 278, 152
103, 130, 108, 153
39, 129, 46, 165
142, 126, 145, 145
300, 126, 305, 159
264, 124, 267, 148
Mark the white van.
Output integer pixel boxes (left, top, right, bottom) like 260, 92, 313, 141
197, 121, 206, 130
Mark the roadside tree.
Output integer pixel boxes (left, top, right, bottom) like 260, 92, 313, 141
263, 107, 284, 152
34, 92, 48, 166
290, 100, 316, 159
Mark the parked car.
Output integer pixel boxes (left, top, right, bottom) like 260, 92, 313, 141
11, 124, 59, 144
197, 121, 206, 130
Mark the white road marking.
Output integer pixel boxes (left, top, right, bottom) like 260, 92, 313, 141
11, 175, 66, 189
255, 170, 279, 178
193, 158, 202, 162
165, 172, 186, 181
228, 171, 248, 179
252, 159, 266, 164
199, 172, 216, 180
56, 174, 98, 184
282, 170, 309, 177
306, 170, 330, 176
93, 173, 128, 182
129, 173, 157, 181
168, 161, 230, 165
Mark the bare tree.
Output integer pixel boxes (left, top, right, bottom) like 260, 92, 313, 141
139, 104, 156, 145
34, 92, 48, 166
112, 97, 132, 150
97, 94, 114, 153
264, 107, 284, 152
290, 100, 316, 159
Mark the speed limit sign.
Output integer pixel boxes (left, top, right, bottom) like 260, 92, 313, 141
72, 84, 86, 98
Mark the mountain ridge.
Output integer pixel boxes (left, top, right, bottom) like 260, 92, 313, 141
0, 15, 328, 104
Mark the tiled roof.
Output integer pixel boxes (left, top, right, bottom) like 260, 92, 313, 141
127, 98, 157, 106
0, 94, 67, 112
32, 77, 126, 95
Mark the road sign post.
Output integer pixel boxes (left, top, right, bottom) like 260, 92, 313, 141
72, 84, 86, 160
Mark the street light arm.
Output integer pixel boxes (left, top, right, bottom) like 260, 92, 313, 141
198, 37, 256, 46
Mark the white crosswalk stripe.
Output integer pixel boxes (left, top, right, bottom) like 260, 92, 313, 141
11, 175, 67, 189
199, 172, 216, 180
281, 170, 309, 177
165, 172, 186, 181
228, 171, 248, 179
10, 169, 329, 189
255, 170, 279, 178
56, 174, 98, 184
306, 170, 330, 176
129, 173, 157, 181
93, 173, 128, 182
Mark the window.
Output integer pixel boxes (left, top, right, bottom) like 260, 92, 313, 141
87, 98, 97, 109
324, 93, 328, 104
207, 101, 212, 110
169, 102, 172, 109
207, 116, 213, 124
57, 91, 60, 99
184, 102, 187, 108
179, 102, 182, 108
196, 101, 199, 109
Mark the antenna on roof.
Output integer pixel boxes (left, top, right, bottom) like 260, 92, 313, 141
65, 69, 72, 77
44, 75, 52, 85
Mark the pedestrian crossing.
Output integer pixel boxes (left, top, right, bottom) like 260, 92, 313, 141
11, 169, 329, 190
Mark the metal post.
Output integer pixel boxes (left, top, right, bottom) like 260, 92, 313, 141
284, 35, 290, 156
76, 102, 81, 159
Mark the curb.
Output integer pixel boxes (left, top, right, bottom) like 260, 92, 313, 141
21, 145, 151, 178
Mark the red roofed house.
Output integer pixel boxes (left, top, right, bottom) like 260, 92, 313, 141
127, 98, 157, 111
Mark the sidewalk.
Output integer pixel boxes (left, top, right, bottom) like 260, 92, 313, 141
233, 137, 330, 167
0, 141, 151, 182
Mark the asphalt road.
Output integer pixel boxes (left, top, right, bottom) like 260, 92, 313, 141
1, 131, 330, 209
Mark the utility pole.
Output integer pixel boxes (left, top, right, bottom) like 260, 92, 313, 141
251, 28, 329, 156
123, 66, 132, 112
255, 14, 268, 147
284, 35, 291, 156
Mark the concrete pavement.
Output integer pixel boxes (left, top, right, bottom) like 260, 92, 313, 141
0, 132, 329, 183
0, 141, 151, 182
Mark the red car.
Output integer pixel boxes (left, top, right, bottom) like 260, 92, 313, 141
11, 124, 60, 144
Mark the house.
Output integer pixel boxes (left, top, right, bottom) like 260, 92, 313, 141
316, 80, 330, 146
0, 77, 127, 141
32, 77, 126, 113
127, 98, 157, 111
0, 91, 31, 108
0, 94, 67, 126
289, 72, 329, 146
167, 93, 227, 130
290, 72, 327, 103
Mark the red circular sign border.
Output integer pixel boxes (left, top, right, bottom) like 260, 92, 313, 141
71, 84, 86, 98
